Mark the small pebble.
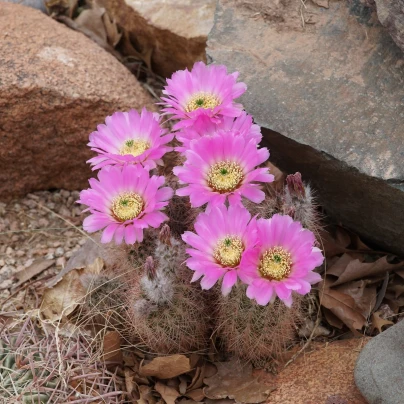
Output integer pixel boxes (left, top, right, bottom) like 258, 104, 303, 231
55, 247, 64, 257
56, 256, 66, 267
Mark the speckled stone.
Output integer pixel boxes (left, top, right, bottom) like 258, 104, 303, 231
375, 0, 404, 52
101, 0, 216, 77
0, 2, 154, 200
208, 0, 404, 255
258, 339, 368, 404
355, 321, 404, 404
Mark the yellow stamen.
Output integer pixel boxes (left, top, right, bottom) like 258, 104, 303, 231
213, 236, 244, 267
120, 139, 150, 157
207, 161, 244, 193
184, 92, 221, 113
258, 246, 292, 281
111, 192, 143, 222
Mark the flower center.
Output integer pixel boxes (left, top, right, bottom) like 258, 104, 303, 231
184, 92, 221, 113
111, 192, 143, 222
258, 246, 292, 281
213, 236, 244, 267
207, 161, 244, 193
120, 139, 150, 157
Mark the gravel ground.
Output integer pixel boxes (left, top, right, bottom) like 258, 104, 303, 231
0, 190, 88, 301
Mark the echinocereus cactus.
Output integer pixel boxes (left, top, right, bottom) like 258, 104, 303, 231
175, 111, 262, 153
87, 108, 173, 171
78, 164, 173, 244
173, 130, 273, 209
182, 204, 258, 295
161, 61, 246, 129
215, 214, 324, 363
125, 228, 209, 354
239, 214, 324, 307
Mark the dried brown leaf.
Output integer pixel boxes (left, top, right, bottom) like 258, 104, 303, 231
331, 256, 404, 286
125, 368, 140, 400
103, 331, 123, 366
140, 355, 191, 379
319, 280, 366, 331
185, 388, 205, 401
75, 6, 107, 43
102, 12, 122, 47
40, 269, 84, 322
46, 239, 101, 288
155, 382, 180, 404
322, 308, 344, 329
203, 358, 274, 403
179, 376, 188, 394
14, 259, 55, 287
138, 385, 156, 404
371, 311, 393, 333
334, 280, 377, 318
40, 257, 103, 322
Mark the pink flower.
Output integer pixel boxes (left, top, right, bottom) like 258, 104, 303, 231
173, 131, 273, 209
239, 214, 324, 307
87, 108, 173, 171
182, 204, 258, 295
78, 165, 173, 244
175, 112, 262, 153
161, 62, 247, 130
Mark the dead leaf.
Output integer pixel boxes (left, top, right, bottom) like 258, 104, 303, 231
138, 385, 156, 404
155, 382, 180, 404
103, 331, 123, 366
140, 355, 191, 379
125, 368, 140, 400
319, 280, 367, 332
322, 308, 344, 329
203, 358, 274, 403
334, 280, 377, 318
75, 4, 107, 41
371, 311, 393, 333
187, 362, 217, 392
40, 256, 103, 322
102, 12, 122, 47
14, 259, 55, 287
40, 269, 84, 322
46, 239, 101, 288
331, 255, 404, 286
179, 376, 188, 394
186, 389, 205, 401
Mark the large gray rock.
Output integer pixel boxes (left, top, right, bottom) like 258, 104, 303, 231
375, 0, 404, 52
355, 321, 404, 403
208, 0, 404, 255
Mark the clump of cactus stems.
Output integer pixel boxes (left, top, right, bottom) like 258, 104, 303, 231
125, 225, 209, 354
0, 315, 124, 403
215, 285, 304, 366
83, 225, 209, 354
215, 173, 322, 364
247, 172, 321, 235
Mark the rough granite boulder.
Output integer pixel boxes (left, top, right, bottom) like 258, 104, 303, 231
0, 2, 154, 200
375, 0, 404, 52
101, 0, 216, 77
355, 321, 404, 404
208, 0, 404, 256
